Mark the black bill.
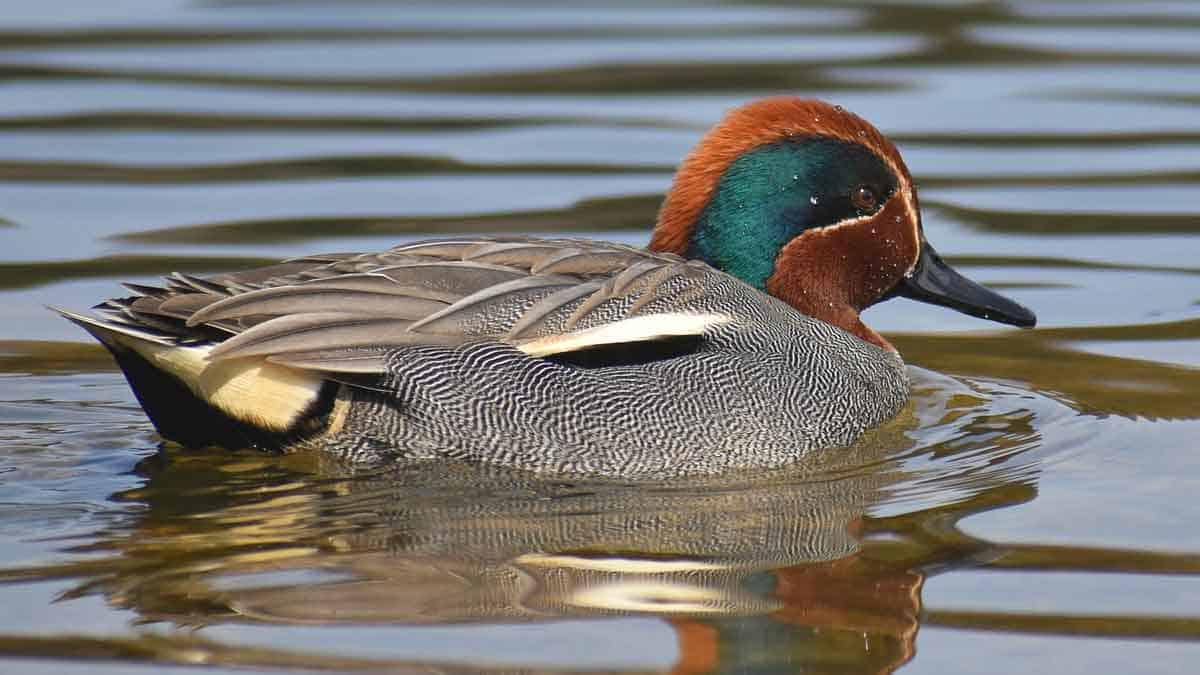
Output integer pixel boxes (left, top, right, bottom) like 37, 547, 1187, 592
893, 242, 1036, 328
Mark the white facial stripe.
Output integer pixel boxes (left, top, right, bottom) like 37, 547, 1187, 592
900, 186, 922, 276
820, 211, 875, 233
849, 136, 923, 275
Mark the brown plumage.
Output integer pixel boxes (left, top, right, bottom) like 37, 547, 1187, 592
651, 98, 915, 255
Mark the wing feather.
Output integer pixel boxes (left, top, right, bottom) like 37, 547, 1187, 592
266, 347, 394, 374
407, 275, 579, 336
209, 313, 457, 361
187, 286, 448, 326
66, 238, 733, 379
506, 279, 606, 339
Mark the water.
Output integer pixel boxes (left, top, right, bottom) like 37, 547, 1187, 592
2, 1, 1199, 672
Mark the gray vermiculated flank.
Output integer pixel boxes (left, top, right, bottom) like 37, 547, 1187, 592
75, 236, 909, 478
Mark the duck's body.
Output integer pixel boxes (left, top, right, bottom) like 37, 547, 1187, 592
59, 98, 1034, 477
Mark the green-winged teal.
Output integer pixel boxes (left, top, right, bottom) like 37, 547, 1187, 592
57, 97, 1035, 477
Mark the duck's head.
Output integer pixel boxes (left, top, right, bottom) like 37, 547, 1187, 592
649, 97, 1036, 351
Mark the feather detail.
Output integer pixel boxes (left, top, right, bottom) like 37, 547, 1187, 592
517, 312, 730, 358
187, 286, 448, 326
53, 306, 174, 346
156, 293, 223, 319
533, 249, 643, 275
51, 307, 322, 431
506, 280, 606, 339
406, 275, 578, 335
372, 261, 528, 296
463, 241, 562, 266
208, 313, 443, 361
57, 237, 735, 437
281, 274, 464, 303
266, 348, 393, 374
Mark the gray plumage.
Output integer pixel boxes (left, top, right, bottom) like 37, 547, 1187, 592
59, 237, 909, 478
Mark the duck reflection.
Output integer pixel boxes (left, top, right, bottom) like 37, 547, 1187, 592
85, 371, 1049, 673
261, 449, 886, 616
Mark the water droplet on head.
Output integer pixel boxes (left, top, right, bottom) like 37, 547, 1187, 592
857, 130, 867, 138
834, 105, 844, 112
809, 195, 819, 206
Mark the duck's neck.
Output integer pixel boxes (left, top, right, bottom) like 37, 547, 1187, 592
765, 227, 898, 353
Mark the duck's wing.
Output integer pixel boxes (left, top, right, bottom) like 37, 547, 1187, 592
72, 238, 733, 380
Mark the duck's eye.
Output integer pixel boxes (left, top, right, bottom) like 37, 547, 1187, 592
850, 185, 879, 212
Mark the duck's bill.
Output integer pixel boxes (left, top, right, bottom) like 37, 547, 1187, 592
893, 242, 1037, 328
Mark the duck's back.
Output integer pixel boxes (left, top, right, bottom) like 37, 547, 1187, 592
59, 237, 907, 477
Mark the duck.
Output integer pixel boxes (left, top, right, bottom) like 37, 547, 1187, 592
56, 97, 1035, 477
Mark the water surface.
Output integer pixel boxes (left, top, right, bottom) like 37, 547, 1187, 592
2, 1, 1199, 673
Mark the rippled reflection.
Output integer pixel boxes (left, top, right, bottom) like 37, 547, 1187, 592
10, 371, 1195, 672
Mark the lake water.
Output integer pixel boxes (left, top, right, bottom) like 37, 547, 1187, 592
2, 1, 1199, 673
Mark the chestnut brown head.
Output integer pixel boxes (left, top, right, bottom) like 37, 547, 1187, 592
650, 97, 1035, 350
